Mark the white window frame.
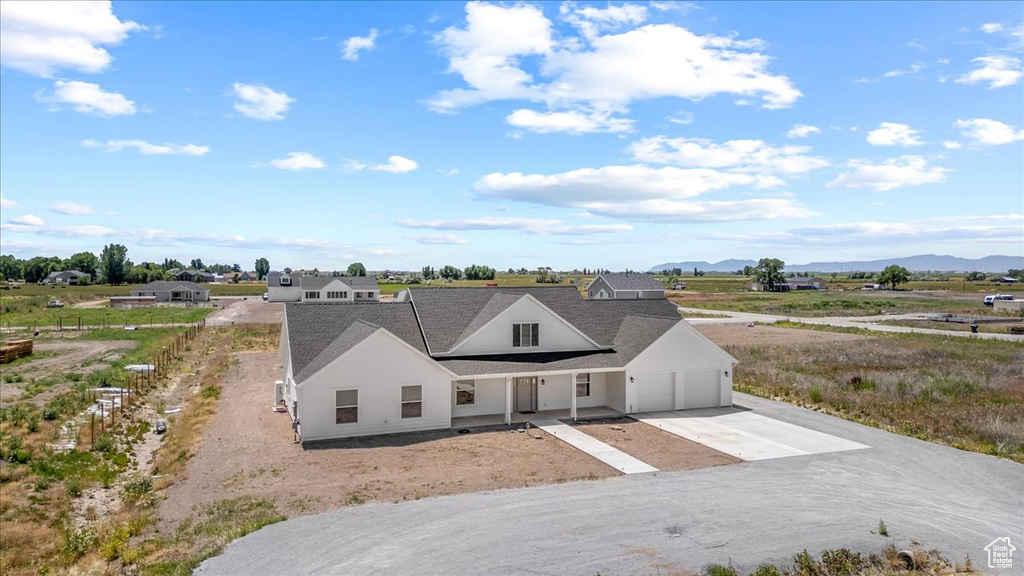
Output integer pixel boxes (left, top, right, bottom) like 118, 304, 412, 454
456, 380, 475, 405
575, 373, 591, 397
512, 322, 539, 348
401, 385, 422, 419
280, 277, 291, 286
305, 291, 320, 299
335, 389, 358, 424
326, 291, 348, 299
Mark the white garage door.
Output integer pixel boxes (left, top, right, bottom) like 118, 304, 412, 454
683, 369, 721, 409
636, 371, 674, 412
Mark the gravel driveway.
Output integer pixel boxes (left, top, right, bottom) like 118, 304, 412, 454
198, 392, 1023, 575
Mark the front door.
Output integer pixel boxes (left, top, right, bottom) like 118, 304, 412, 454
514, 377, 538, 412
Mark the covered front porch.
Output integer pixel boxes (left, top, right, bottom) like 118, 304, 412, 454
450, 369, 628, 426
452, 406, 624, 428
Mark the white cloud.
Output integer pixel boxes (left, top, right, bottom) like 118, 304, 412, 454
349, 155, 419, 173
883, 61, 926, 78
954, 118, 1024, 145
942, 141, 963, 150
6, 214, 45, 227
577, 198, 817, 222
0, 195, 17, 209
505, 108, 633, 134
561, 3, 648, 40
784, 221, 1022, 245
980, 23, 1004, 34
267, 152, 325, 171
930, 213, 1022, 223
36, 80, 135, 116
231, 82, 295, 120
628, 136, 829, 174
649, 1, 702, 14
397, 216, 633, 235
51, 201, 100, 215
955, 55, 1022, 89
0, 0, 143, 77
406, 233, 468, 245
667, 111, 694, 125
786, 124, 821, 138
82, 139, 211, 156
865, 122, 924, 147
341, 28, 378, 61
428, 2, 801, 129
826, 155, 950, 191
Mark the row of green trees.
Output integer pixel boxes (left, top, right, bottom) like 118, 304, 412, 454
0, 249, 274, 285
420, 264, 497, 281
749, 257, 911, 290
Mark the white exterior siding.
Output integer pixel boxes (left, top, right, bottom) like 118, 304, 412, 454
625, 321, 735, 413
296, 331, 452, 442
606, 372, 626, 412
269, 286, 301, 302
449, 296, 598, 356
451, 377, 507, 417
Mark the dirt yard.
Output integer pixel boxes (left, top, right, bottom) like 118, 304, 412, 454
573, 418, 740, 470
0, 338, 136, 404
205, 300, 283, 326
157, 350, 617, 528
696, 323, 877, 347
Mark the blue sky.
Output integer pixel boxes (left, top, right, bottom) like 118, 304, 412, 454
1, 1, 1022, 272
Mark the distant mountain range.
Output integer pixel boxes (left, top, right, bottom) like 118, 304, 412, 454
649, 254, 1024, 274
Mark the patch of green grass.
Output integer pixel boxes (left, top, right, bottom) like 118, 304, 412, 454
1, 306, 212, 329
141, 497, 285, 575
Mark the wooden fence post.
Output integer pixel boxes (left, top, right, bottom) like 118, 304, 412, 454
91, 413, 95, 449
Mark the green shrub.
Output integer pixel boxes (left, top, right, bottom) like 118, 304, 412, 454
821, 548, 863, 576
793, 549, 822, 576
751, 565, 783, 576
122, 476, 153, 503
66, 476, 83, 497
61, 527, 97, 564
94, 434, 115, 453
200, 386, 220, 399
99, 523, 133, 561
808, 386, 823, 403
878, 519, 889, 536
703, 564, 739, 576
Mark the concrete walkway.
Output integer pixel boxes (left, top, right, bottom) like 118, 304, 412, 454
637, 408, 869, 461
679, 306, 1024, 341
531, 419, 658, 474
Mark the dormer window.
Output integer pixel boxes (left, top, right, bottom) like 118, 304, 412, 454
280, 277, 291, 286
512, 322, 539, 348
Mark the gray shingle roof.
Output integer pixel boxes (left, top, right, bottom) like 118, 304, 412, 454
284, 286, 684, 382
407, 286, 679, 354
287, 302, 426, 383
598, 273, 664, 292
267, 271, 297, 287
131, 280, 209, 293
298, 276, 380, 291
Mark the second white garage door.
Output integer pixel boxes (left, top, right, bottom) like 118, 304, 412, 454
636, 371, 675, 412
683, 369, 721, 409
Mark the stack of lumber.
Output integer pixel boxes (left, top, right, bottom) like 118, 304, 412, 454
0, 339, 33, 364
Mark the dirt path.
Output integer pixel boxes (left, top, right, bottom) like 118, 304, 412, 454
696, 323, 875, 347
205, 300, 283, 326
573, 418, 740, 470
158, 350, 616, 528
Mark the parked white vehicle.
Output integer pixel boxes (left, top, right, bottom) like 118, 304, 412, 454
984, 294, 1014, 306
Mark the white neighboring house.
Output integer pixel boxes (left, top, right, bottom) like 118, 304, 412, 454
280, 286, 736, 443
587, 273, 665, 299
44, 270, 89, 285
266, 272, 380, 303
129, 281, 210, 302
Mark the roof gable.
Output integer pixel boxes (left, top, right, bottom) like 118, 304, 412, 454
599, 273, 664, 292
445, 293, 601, 356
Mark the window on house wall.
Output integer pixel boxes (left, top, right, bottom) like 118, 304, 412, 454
280, 277, 291, 285
327, 291, 348, 299
456, 380, 475, 405
335, 390, 358, 424
401, 385, 422, 418
305, 291, 320, 299
512, 323, 539, 348
576, 373, 591, 397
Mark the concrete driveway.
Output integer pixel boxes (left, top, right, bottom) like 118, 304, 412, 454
198, 393, 1023, 576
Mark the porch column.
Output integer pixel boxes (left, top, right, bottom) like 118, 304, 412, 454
570, 371, 578, 421
505, 376, 512, 425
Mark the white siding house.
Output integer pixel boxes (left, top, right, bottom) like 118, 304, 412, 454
282, 286, 735, 443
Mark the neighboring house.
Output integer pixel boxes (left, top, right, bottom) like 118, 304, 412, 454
130, 281, 210, 302
267, 272, 380, 303
267, 271, 301, 302
745, 280, 790, 292
280, 286, 736, 443
239, 271, 257, 282
173, 269, 215, 283
998, 276, 1019, 283
44, 270, 89, 285
786, 277, 827, 290
587, 273, 665, 300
